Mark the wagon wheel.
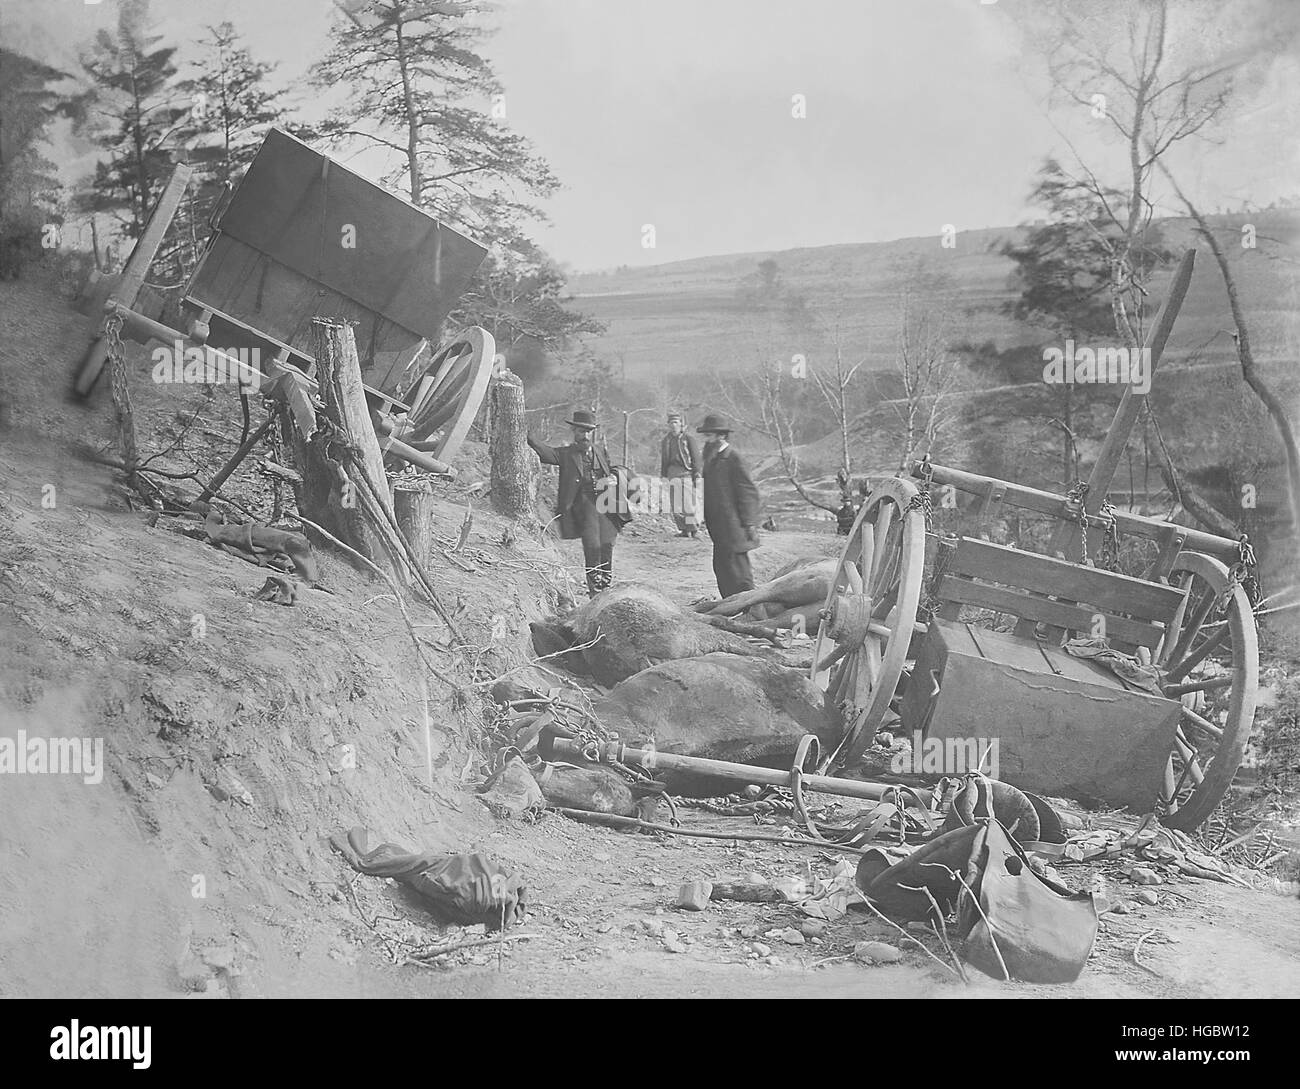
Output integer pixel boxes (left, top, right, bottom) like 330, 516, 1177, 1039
809, 476, 926, 773
401, 326, 495, 463
1156, 550, 1258, 831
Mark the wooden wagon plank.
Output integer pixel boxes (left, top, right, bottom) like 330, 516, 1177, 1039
936, 576, 1167, 648
948, 538, 1186, 622
912, 461, 1239, 562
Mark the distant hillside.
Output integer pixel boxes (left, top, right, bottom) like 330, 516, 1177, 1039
568, 211, 1300, 381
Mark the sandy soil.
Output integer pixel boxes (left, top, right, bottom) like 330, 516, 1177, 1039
1, 267, 1297, 999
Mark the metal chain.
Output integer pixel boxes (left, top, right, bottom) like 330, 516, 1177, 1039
919, 533, 954, 620
1222, 534, 1262, 610
104, 313, 141, 476
1065, 480, 1093, 567
267, 403, 285, 523
907, 456, 935, 532
1096, 499, 1121, 572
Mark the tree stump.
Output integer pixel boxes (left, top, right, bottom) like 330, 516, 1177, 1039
394, 486, 435, 570
490, 367, 539, 518
289, 319, 402, 580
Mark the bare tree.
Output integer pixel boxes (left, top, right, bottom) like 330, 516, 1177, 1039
1155, 160, 1300, 534
887, 256, 961, 472
1024, 0, 1300, 529
1029, 0, 1240, 352
716, 359, 837, 513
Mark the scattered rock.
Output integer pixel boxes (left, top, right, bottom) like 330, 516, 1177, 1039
1130, 866, 1163, 885
765, 955, 782, 966
649, 876, 667, 888
675, 880, 713, 911
745, 872, 767, 886
799, 919, 828, 939
740, 925, 762, 939
640, 918, 665, 938
1110, 901, 1132, 914
1133, 888, 1159, 905
326, 743, 356, 773
854, 941, 902, 964
199, 944, 236, 970
663, 929, 687, 954
752, 942, 772, 957
780, 927, 805, 946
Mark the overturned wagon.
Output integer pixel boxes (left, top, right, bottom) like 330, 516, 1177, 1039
75, 128, 497, 473
809, 250, 1258, 830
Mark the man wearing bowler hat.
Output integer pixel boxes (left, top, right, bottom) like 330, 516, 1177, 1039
529, 410, 630, 597
697, 413, 761, 598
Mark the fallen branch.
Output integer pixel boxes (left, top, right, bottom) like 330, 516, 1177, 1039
1133, 929, 1161, 976
408, 932, 539, 961
551, 807, 871, 855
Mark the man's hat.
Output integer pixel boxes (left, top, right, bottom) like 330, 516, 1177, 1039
696, 413, 731, 435
565, 409, 599, 430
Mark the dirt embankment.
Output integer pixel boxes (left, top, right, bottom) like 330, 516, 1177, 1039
0, 269, 569, 996
1, 267, 1298, 999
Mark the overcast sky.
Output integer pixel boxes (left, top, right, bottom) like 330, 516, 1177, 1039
4, 0, 1297, 270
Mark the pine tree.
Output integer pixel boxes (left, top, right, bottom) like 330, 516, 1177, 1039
0, 50, 66, 222
0, 49, 69, 278
189, 22, 287, 188
449, 238, 605, 354
311, 0, 558, 242
77, 0, 190, 237
1000, 158, 1170, 483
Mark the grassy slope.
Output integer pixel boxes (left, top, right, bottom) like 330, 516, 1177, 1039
569, 212, 1300, 383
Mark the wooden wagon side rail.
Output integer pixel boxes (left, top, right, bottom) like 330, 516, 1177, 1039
911, 460, 1240, 564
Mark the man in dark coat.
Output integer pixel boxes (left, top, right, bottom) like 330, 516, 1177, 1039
529, 410, 630, 597
697, 413, 762, 598
659, 412, 701, 538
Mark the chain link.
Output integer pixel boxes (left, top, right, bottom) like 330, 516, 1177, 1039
1064, 480, 1092, 566
104, 312, 141, 475
1222, 534, 1262, 611
907, 456, 935, 532
1096, 499, 1121, 572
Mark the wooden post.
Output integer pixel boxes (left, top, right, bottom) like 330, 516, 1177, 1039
489, 367, 538, 518
289, 320, 402, 579
394, 487, 435, 569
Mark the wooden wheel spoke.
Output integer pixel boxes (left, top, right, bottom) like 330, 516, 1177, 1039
1165, 627, 1229, 683
862, 637, 882, 691
816, 640, 849, 675
1165, 588, 1215, 669
871, 505, 896, 581
1179, 704, 1223, 741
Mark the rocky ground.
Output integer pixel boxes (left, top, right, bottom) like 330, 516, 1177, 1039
1, 265, 1298, 999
